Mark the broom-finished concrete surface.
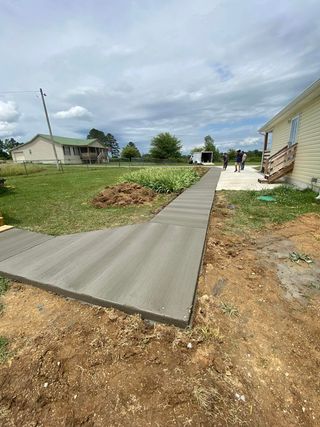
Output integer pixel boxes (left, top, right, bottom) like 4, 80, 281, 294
216, 165, 283, 190
0, 168, 220, 327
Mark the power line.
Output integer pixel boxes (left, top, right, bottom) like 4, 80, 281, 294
0, 90, 39, 94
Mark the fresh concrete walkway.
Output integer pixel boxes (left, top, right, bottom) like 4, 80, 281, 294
216, 165, 283, 191
0, 168, 220, 327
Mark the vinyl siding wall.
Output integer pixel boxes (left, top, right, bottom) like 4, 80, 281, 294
271, 119, 290, 154
12, 138, 64, 163
270, 96, 320, 188
12, 138, 106, 164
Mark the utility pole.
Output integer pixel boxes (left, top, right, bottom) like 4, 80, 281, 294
40, 88, 60, 170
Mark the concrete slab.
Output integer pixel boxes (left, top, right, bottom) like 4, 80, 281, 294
0, 223, 206, 326
216, 165, 283, 191
0, 228, 53, 262
152, 168, 220, 229
0, 167, 220, 327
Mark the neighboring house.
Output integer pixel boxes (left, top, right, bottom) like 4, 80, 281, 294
11, 134, 107, 164
259, 79, 320, 189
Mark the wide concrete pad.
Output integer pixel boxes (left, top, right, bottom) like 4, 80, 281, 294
0, 168, 220, 327
216, 165, 283, 190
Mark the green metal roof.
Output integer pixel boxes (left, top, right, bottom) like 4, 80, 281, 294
39, 134, 98, 146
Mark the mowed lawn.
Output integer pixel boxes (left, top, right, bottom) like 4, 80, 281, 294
0, 167, 173, 235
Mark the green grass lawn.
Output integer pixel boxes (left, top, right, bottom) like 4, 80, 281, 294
0, 167, 174, 235
224, 186, 320, 232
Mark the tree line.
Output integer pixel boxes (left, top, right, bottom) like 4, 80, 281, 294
0, 129, 262, 162
87, 129, 224, 161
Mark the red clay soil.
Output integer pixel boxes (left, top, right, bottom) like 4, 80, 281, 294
0, 195, 319, 426
92, 183, 156, 208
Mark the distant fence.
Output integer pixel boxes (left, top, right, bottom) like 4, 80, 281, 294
0, 157, 196, 177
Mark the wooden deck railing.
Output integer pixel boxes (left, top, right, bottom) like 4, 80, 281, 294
265, 143, 297, 176
80, 153, 98, 161
261, 150, 270, 172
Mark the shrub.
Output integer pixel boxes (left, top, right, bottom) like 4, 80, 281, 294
119, 167, 200, 193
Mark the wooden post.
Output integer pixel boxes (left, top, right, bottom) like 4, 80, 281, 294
87, 146, 91, 165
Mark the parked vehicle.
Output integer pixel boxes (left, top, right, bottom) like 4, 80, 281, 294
189, 151, 213, 164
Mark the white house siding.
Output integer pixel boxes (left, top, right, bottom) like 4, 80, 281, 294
289, 96, 320, 188
270, 119, 290, 154
12, 137, 106, 164
270, 96, 320, 188
13, 138, 64, 163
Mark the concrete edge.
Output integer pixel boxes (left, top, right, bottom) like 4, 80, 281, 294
0, 271, 191, 328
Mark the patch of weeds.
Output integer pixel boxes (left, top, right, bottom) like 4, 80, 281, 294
119, 167, 200, 193
224, 186, 320, 232
307, 282, 320, 291
193, 385, 221, 413
220, 302, 239, 317
0, 277, 10, 295
0, 337, 9, 362
192, 325, 224, 343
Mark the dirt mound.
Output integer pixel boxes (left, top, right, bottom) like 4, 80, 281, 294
92, 182, 156, 207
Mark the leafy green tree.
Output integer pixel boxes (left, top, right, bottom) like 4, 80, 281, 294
150, 132, 182, 159
105, 133, 120, 158
121, 142, 141, 160
0, 138, 21, 159
87, 129, 120, 157
204, 135, 220, 161
190, 146, 204, 154
87, 128, 106, 143
227, 148, 236, 161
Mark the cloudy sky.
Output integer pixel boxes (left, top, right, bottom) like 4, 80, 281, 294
0, 0, 319, 154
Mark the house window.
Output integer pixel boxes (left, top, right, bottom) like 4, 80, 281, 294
63, 146, 71, 155
29, 149, 32, 155
73, 146, 80, 155
288, 116, 299, 146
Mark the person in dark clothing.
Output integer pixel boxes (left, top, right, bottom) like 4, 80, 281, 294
222, 153, 228, 170
234, 150, 243, 172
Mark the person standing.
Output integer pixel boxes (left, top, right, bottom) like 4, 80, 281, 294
241, 151, 247, 170
223, 153, 228, 170
234, 150, 242, 172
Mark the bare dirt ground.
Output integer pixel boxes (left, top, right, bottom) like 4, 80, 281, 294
92, 183, 156, 207
0, 194, 319, 426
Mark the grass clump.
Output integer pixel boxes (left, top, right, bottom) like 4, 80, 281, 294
0, 277, 10, 295
0, 337, 9, 362
0, 163, 45, 177
225, 186, 320, 231
220, 302, 239, 317
119, 167, 200, 193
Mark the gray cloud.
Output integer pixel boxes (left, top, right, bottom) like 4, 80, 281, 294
0, 0, 319, 151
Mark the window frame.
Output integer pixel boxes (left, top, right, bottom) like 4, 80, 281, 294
63, 146, 71, 156
288, 115, 300, 146
73, 146, 80, 156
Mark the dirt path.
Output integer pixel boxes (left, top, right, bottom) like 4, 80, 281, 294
0, 195, 319, 426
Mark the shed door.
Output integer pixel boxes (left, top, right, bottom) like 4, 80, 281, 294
14, 152, 25, 162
